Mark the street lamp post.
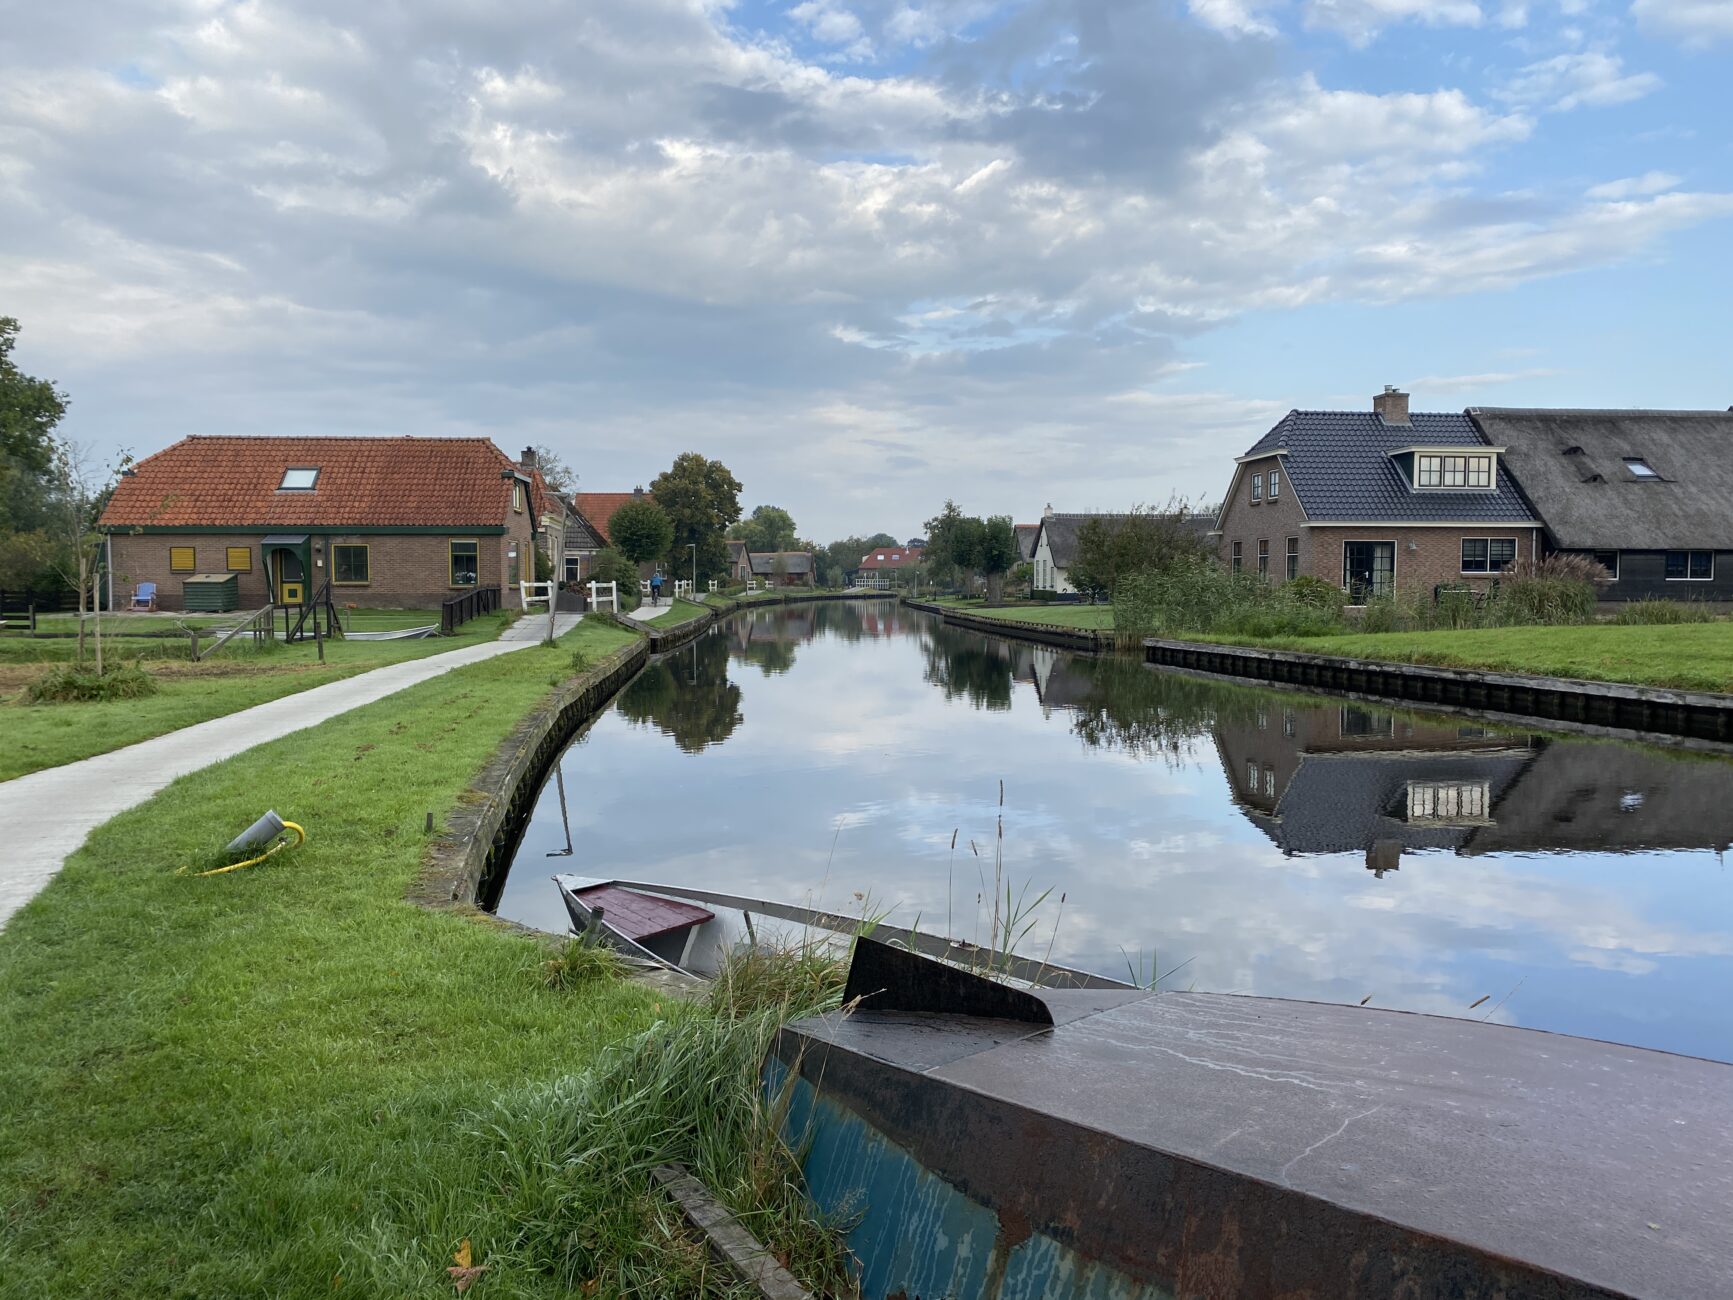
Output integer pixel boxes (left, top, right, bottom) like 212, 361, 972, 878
688, 543, 696, 597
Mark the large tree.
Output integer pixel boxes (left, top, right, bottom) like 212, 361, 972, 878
0, 316, 67, 536
731, 504, 798, 554
608, 498, 675, 568
1070, 503, 1212, 602
923, 505, 1017, 602
650, 453, 742, 582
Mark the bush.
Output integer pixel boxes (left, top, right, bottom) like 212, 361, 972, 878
586, 548, 641, 611
1613, 598, 1715, 625
1358, 595, 1403, 634
540, 937, 624, 990
25, 661, 159, 703
1284, 575, 1347, 614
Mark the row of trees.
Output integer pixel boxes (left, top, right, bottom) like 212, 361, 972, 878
1, 316, 122, 666
924, 502, 1019, 603
587, 453, 747, 588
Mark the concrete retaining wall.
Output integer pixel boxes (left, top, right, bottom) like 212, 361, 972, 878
901, 598, 1107, 653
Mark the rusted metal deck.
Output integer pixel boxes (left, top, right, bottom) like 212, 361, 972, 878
773, 981, 1733, 1299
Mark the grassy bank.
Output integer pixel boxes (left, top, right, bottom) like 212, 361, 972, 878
1199, 623, 1733, 693
0, 620, 704, 1296
929, 596, 1115, 630
0, 613, 514, 781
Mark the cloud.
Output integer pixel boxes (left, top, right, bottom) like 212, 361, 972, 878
1499, 51, 1662, 110
1631, 0, 1733, 45
1305, 0, 1482, 44
1587, 170, 1681, 199
1409, 368, 1565, 393
1188, 0, 1284, 36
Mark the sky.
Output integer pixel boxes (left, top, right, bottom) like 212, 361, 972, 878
2, 0, 1730, 540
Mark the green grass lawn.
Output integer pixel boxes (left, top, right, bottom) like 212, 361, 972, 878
0, 613, 515, 781
0, 619, 680, 1297
931, 596, 1116, 630
1201, 622, 1733, 693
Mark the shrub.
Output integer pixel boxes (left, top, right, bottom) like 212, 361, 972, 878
586, 548, 641, 611
1613, 598, 1715, 625
1358, 595, 1403, 634
1493, 575, 1598, 625
1503, 553, 1614, 586
540, 937, 624, 990
1283, 575, 1347, 614
25, 661, 159, 703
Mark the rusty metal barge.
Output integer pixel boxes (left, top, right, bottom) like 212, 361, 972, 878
768, 941, 1733, 1300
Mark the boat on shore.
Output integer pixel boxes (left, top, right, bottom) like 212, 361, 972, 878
550, 873, 1133, 990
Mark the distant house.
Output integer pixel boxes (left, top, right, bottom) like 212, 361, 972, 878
99, 435, 542, 612
726, 538, 753, 583
1014, 524, 1040, 564
750, 551, 816, 588
568, 487, 651, 582
1031, 508, 1212, 595
1212, 388, 1542, 602
856, 544, 923, 587
1467, 408, 1733, 601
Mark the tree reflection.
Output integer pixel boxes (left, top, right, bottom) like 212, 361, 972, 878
1063, 656, 1264, 760
920, 622, 1015, 710
616, 632, 743, 753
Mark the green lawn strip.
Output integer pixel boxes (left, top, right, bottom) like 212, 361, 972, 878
0, 619, 673, 1297
929, 596, 1116, 630
0, 614, 518, 781
1194, 623, 1733, 694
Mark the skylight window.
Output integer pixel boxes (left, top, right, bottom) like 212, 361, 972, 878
1624, 458, 1658, 479
279, 467, 320, 490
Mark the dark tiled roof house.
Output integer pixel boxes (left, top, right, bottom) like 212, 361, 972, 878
99, 435, 542, 612
1213, 388, 1543, 600
1468, 408, 1733, 600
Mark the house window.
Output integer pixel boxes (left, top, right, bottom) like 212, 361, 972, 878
1460, 538, 1517, 574
1340, 707, 1394, 738
169, 546, 196, 573
1269, 469, 1280, 499
1624, 458, 1659, 479
1231, 540, 1243, 574
225, 547, 252, 573
1250, 473, 1262, 503
333, 544, 370, 585
1342, 541, 1394, 602
1665, 550, 1713, 581
1406, 780, 1490, 823
1592, 550, 1620, 581
1257, 539, 1269, 578
1285, 537, 1299, 581
449, 540, 479, 587
1246, 760, 1258, 789
1416, 454, 1492, 489
508, 549, 521, 587
1264, 766, 1276, 798
564, 556, 581, 583
278, 468, 319, 490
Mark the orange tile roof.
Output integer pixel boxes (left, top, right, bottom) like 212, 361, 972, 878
99, 435, 523, 529
859, 545, 923, 570
572, 491, 652, 544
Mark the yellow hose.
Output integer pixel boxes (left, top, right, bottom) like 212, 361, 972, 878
179, 822, 306, 877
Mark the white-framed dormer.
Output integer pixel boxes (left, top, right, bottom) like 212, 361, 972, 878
1387, 445, 1507, 492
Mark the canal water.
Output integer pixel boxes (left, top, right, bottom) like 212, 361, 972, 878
495, 601, 1733, 1062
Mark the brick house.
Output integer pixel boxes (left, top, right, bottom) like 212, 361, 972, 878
99, 435, 542, 612
855, 543, 923, 588
567, 488, 651, 583
1212, 388, 1543, 602
749, 551, 817, 588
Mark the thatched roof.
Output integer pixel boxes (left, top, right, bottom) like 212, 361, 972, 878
1469, 408, 1733, 550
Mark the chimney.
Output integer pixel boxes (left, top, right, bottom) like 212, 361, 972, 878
1042, 502, 1055, 519
632, 486, 645, 499
1373, 385, 1410, 425
520, 447, 537, 472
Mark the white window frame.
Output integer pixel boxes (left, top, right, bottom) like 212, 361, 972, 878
1269, 468, 1281, 500
1591, 550, 1620, 581
1665, 550, 1714, 582
1250, 473, 1262, 503
1460, 537, 1517, 575
1341, 539, 1396, 605
1285, 536, 1299, 581
279, 467, 320, 491
1415, 453, 1493, 491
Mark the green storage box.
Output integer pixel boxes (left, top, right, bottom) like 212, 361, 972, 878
183, 572, 240, 612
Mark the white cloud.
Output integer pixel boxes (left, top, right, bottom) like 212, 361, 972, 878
1632, 0, 1733, 45
1188, 0, 1283, 36
1587, 170, 1681, 199
1499, 51, 1662, 110
1305, 0, 1482, 44
1409, 367, 1565, 392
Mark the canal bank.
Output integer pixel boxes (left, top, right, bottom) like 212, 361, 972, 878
901, 596, 1109, 652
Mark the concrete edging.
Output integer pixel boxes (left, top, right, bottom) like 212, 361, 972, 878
900, 597, 1108, 653
1146, 636, 1733, 745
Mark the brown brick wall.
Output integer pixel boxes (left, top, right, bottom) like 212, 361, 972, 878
107, 531, 521, 612
1305, 526, 1545, 597
1214, 455, 1309, 580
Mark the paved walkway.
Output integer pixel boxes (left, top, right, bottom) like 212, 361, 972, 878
626, 601, 680, 622
0, 630, 563, 930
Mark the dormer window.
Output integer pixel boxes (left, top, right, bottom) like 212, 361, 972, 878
1416, 453, 1492, 489
1624, 457, 1659, 479
279, 467, 319, 491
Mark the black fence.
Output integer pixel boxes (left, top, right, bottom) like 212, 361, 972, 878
0, 588, 84, 624
441, 585, 502, 634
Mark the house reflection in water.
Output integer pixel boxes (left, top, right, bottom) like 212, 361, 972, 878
1211, 703, 1733, 870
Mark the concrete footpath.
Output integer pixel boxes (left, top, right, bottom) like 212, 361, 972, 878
0, 618, 582, 930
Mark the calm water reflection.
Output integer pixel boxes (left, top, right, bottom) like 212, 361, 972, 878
496, 601, 1733, 1061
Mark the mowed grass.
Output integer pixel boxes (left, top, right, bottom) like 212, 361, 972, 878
1202, 622, 1733, 693
932, 596, 1115, 630
0, 619, 677, 1297
0, 614, 514, 781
